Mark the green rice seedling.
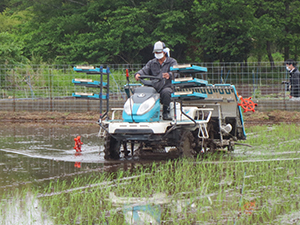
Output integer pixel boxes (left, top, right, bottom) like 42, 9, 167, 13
25, 159, 296, 223
2, 123, 299, 224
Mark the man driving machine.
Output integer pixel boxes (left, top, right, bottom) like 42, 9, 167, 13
135, 41, 178, 120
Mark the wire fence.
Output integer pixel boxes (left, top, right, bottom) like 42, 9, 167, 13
0, 62, 299, 112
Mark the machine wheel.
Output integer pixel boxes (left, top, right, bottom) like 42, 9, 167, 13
227, 141, 235, 152
178, 130, 196, 157
203, 123, 217, 153
104, 133, 121, 160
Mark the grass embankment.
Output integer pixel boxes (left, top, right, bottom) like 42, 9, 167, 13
1, 110, 300, 124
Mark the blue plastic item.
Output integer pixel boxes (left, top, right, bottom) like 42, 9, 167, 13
72, 93, 107, 99
73, 66, 107, 74
170, 65, 207, 73
172, 78, 208, 87
171, 92, 207, 99
72, 79, 107, 88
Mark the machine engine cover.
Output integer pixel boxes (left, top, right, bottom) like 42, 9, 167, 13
123, 87, 161, 122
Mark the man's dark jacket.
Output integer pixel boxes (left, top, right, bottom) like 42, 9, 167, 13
135, 57, 178, 92
289, 68, 300, 97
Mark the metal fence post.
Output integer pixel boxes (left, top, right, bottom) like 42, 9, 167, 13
13, 69, 15, 112
50, 68, 53, 111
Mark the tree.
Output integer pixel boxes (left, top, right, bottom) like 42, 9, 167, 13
0, 32, 27, 64
278, 0, 300, 61
3, 0, 300, 64
0, 0, 9, 13
14, 0, 195, 64
14, 0, 90, 63
191, 0, 254, 62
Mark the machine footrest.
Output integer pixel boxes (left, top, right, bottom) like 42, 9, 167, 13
171, 119, 207, 125
171, 120, 209, 138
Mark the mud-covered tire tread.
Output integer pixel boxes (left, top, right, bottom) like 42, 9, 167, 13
191, 130, 203, 154
104, 133, 120, 160
179, 130, 196, 157
200, 123, 216, 153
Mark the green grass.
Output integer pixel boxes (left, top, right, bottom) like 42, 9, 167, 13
0, 65, 133, 99
34, 158, 300, 224
0, 63, 290, 100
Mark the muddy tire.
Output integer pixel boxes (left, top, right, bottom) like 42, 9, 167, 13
104, 133, 120, 160
178, 130, 196, 157
227, 141, 234, 152
203, 123, 217, 153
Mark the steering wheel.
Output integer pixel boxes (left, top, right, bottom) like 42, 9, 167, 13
138, 75, 162, 87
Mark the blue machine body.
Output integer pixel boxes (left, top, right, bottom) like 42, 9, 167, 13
122, 86, 161, 122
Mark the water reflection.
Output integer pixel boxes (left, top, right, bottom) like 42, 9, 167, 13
0, 123, 106, 190
0, 123, 104, 162
0, 123, 108, 224
0, 192, 53, 225
1, 123, 300, 224
0, 123, 164, 194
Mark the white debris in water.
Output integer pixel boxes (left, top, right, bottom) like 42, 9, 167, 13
0, 193, 53, 225
275, 211, 300, 224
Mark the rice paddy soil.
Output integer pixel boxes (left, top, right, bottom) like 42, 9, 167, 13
1, 112, 300, 224
243, 110, 300, 123
0, 110, 299, 124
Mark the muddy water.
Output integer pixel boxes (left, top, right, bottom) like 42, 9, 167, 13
1, 123, 300, 224
1, 122, 296, 195
0, 122, 166, 194
0, 123, 163, 224
0, 123, 105, 192
0, 123, 131, 224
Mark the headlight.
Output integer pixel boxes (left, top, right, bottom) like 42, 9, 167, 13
124, 98, 133, 115
137, 97, 155, 115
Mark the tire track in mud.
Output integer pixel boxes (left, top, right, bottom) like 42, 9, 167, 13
196, 157, 300, 164
0, 162, 129, 190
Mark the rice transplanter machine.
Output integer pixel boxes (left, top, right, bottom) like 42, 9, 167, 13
72, 64, 250, 160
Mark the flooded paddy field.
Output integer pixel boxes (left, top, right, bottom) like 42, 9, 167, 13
0, 122, 300, 224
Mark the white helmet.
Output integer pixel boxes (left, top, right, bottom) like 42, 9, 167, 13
153, 41, 166, 53
153, 41, 170, 57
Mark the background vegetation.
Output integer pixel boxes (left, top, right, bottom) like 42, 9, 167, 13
1, 0, 300, 65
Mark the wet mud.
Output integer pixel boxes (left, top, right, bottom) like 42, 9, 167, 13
1, 115, 300, 224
